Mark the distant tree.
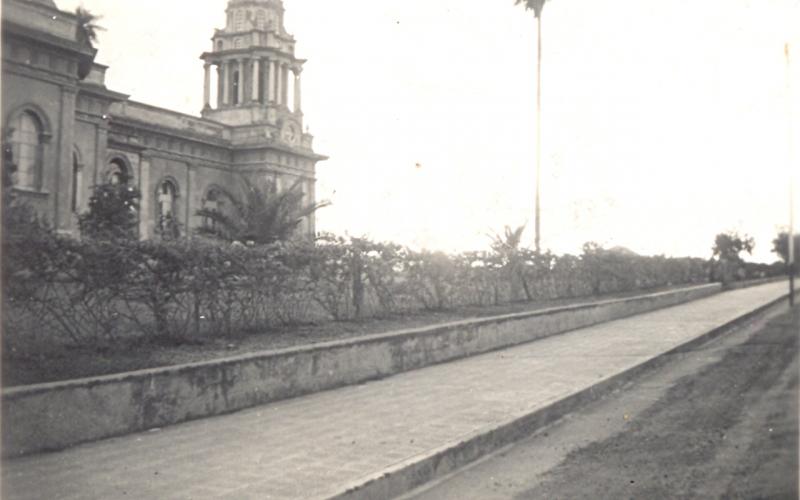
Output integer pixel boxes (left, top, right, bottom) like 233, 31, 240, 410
711, 231, 755, 283
712, 232, 755, 262
75, 7, 104, 46
772, 231, 800, 265
195, 176, 329, 245
79, 178, 140, 241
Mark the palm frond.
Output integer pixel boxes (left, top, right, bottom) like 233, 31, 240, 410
490, 224, 527, 253
75, 6, 105, 44
514, 0, 547, 17
194, 208, 243, 241
194, 174, 329, 245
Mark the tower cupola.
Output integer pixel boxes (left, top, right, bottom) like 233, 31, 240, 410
200, 0, 305, 137
225, 0, 286, 36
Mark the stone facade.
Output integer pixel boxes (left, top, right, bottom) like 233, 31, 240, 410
1, 0, 326, 239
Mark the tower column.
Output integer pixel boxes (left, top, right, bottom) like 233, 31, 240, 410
237, 59, 245, 104
203, 63, 211, 109
275, 60, 282, 105
243, 59, 251, 104
281, 63, 289, 107
252, 58, 260, 102
260, 57, 268, 103
216, 63, 224, 108
222, 60, 231, 105
267, 59, 276, 103
293, 68, 302, 113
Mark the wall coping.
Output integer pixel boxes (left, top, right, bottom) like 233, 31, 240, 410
2, 283, 720, 398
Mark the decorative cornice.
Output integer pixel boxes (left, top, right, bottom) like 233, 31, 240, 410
110, 116, 231, 149
77, 83, 129, 102
1, 60, 78, 87
2, 20, 96, 59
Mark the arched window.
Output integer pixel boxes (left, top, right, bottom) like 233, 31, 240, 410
157, 179, 180, 238
234, 38, 243, 49
216, 40, 224, 51
107, 158, 129, 185
204, 188, 220, 212
234, 10, 244, 31
10, 111, 43, 189
256, 10, 266, 29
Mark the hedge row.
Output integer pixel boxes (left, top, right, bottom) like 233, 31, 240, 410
3, 223, 747, 347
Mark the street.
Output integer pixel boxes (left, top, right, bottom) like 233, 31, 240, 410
406, 304, 799, 500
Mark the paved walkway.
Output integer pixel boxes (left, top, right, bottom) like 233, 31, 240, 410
1, 282, 789, 500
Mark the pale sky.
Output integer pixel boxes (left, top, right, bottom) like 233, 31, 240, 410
58, 0, 800, 262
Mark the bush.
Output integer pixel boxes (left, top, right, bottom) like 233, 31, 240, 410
3, 220, 718, 348
79, 181, 140, 241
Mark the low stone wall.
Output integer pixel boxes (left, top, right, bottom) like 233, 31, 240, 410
1, 283, 721, 457
724, 276, 786, 290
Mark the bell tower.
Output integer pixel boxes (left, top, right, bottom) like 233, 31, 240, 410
200, 0, 305, 145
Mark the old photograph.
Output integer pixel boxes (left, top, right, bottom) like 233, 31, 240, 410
1, 0, 799, 498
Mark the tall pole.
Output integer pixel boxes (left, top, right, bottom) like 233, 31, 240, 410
786, 43, 795, 306
535, 11, 542, 253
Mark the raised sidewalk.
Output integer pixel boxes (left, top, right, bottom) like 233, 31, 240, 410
1, 282, 790, 500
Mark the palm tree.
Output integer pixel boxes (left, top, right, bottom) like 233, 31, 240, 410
75, 7, 104, 47
490, 224, 534, 300
195, 176, 330, 245
489, 224, 527, 255
514, 0, 548, 253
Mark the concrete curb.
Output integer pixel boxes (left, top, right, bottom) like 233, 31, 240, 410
329, 294, 790, 500
1, 283, 720, 457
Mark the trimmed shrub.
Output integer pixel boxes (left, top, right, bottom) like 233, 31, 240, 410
4, 221, 744, 348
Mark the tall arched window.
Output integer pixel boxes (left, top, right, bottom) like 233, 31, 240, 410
234, 10, 244, 31
256, 10, 266, 29
157, 179, 180, 238
10, 111, 43, 189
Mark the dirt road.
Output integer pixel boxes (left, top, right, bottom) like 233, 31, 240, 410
406, 304, 799, 499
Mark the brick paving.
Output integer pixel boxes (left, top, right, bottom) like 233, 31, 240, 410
1, 282, 788, 500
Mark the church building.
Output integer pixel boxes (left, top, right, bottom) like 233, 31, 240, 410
1, 0, 326, 239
